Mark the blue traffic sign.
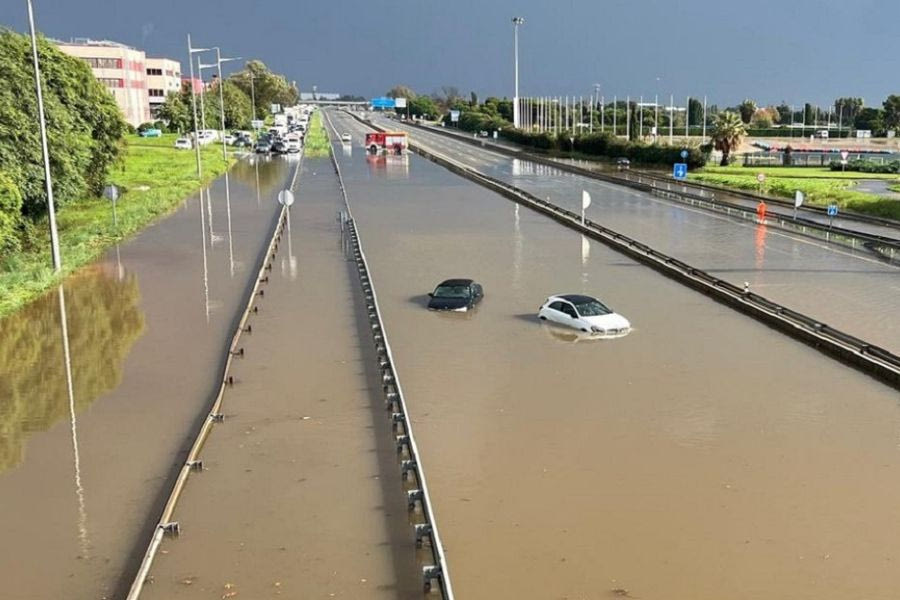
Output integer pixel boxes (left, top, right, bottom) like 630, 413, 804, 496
673, 163, 688, 180
827, 204, 838, 217
370, 96, 396, 109
680, 149, 689, 159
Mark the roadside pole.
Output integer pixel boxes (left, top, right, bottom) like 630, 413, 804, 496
26, 0, 62, 271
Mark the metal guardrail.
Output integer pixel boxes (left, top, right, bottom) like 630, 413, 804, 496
400, 121, 900, 252
323, 110, 455, 598
351, 112, 900, 389
125, 161, 299, 600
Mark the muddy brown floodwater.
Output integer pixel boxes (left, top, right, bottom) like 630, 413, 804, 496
0, 156, 289, 599
142, 157, 421, 599
330, 111, 900, 600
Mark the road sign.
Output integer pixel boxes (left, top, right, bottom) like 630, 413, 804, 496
251, 119, 264, 130
673, 163, 687, 180
394, 97, 407, 108
680, 149, 689, 159
278, 189, 295, 207
756, 173, 766, 183
103, 185, 119, 202
370, 97, 396, 109
449, 110, 460, 123
827, 204, 838, 217
840, 150, 849, 160
794, 190, 804, 208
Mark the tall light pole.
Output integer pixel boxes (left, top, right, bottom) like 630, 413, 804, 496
26, 0, 61, 271
214, 49, 242, 161
187, 36, 210, 179
512, 17, 525, 128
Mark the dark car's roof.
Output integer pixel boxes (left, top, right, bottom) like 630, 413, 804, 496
436, 278, 474, 287
558, 294, 597, 304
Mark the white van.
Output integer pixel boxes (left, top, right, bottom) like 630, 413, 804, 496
817, 129, 829, 139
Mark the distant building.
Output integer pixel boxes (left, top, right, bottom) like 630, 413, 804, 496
55, 38, 183, 127
145, 57, 181, 118
181, 76, 204, 95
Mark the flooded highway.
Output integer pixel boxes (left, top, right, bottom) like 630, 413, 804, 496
0, 156, 291, 599
141, 157, 422, 599
373, 116, 900, 354
329, 111, 900, 600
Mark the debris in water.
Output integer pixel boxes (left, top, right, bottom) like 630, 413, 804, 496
610, 588, 631, 597
180, 576, 196, 586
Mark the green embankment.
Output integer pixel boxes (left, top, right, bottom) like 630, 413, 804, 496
0, 134, 233, 318
688, 166, 900, 220
303, 111, 331, 158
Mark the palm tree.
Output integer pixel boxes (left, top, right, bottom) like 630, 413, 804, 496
710, 111, 747, 166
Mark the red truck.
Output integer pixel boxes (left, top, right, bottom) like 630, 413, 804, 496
365, 131, 408, 155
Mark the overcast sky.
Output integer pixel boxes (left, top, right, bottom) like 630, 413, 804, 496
4, 0, 898, 107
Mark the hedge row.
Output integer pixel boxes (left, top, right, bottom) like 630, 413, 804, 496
828, 159, 900, 173
502, 129, 709, 169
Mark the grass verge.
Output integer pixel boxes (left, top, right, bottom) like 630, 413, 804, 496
0, 134, 234, 318
689, 167, 900, 221
303, 111, 330, 157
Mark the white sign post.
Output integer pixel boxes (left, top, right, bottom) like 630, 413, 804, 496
103, 184, 119, 228
840, 150, 849, 171
581, 190, 591, 225
793, 190, 804, 219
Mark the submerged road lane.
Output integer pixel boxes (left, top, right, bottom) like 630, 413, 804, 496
142, 156, 421, 600
0, 156, 292, 599
329, 111, 900, 600
370, 116, 900, 354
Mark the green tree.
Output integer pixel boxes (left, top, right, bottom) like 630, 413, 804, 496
0, 31, 125, 221
855, 107, 885, 135
386, 84, 415, 100
834, 97, 863, 124
775, 102, 792, 124
408, 95, 439, 119
155, 84, 192, 133
203, 80, 252, 130
229, 60, 298, 118
688, 98, 703, 128
737, 99, 757, 124
710, 111, 747, 166
0, 172, 22, 252
882, 94, 900, 132
804, 103, 815, 126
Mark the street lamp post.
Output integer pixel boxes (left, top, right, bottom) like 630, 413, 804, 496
215, 48, 242, 161
187, 36, 210, 179
512, 17, 524, 128
26, 0, 61, 271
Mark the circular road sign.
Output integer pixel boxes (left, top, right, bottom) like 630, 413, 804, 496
680, 149, 689, 159
277, 189, 295, 207
756, 173, 766, 183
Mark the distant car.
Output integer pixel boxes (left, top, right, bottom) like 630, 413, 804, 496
616, 157, 631, 170
538, 294, 631, 336
271, 140, 288, 154
254, 140, 272, 154
223, 134, 236, 145
427, 279, 484, 312
480, 130, 489, 137
341, 133, 352, 144
232, 137, 251, 148
285, 137, 301, 153
174, 137, 192, 150
139, 128, 162, 138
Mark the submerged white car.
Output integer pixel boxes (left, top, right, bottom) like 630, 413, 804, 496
538, 294, 631, 336
174, 137, 192, 150
341, 133, 352, 144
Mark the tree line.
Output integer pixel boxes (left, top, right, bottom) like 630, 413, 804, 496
729, 96, 900, 134
154, 59, 299, 133
0, 30, 126, 254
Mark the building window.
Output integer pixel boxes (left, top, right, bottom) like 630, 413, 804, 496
85, 57, 122, 69
98, 77, 124, 88
146, 67, 163, 76
149, 89, 165, 97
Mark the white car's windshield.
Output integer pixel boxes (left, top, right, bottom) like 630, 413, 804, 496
434, 285, 471, 299
574, 300, 612, 317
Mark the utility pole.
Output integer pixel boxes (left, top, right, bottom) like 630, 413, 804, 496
613, 95, 617, 137
669, 94, 674, 143
702, 95, 708, 143
26, 0, 61, 271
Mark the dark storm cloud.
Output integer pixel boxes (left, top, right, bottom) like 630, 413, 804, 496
3, 0, 898, 106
